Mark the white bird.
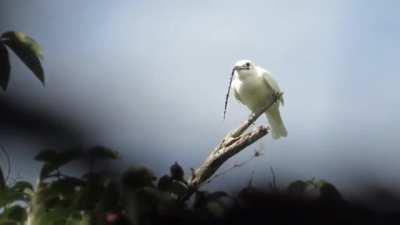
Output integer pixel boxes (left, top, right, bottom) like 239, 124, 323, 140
230, 59, 287, 139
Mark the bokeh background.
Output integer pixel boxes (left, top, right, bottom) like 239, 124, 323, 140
1, 0, 399, 199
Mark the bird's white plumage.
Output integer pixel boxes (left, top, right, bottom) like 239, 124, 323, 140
232, 60, 287, 139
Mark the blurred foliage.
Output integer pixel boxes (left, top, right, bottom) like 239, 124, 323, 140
0, 31, 44, 90
2, 146, 397, 225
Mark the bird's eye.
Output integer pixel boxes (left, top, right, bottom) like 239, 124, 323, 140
245, 62, 250, 67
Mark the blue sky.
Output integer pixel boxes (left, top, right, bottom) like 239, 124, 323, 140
1, 0, 400, 195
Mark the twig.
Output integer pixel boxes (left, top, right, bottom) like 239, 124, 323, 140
269, 166, 277, 191
248, 170, 255, 187
206, 153, 258, 184
180, 92, 281, 202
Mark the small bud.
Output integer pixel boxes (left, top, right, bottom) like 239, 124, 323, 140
254, 150, 263, 157
170, 162, 184, 180
157, 175, 172, 190
106, 212, 120, 223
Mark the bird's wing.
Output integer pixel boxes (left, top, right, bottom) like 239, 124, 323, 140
233, 88, 243, 104
260, 68, 284, 106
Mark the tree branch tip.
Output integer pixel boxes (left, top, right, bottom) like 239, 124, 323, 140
184, 96, 276, 201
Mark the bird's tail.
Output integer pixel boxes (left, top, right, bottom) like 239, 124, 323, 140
265, 106, 287, 139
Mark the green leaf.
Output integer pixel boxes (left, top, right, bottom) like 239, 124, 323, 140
287, 180, 309, 195
39, 150, 81, 180
0, 188, 30, 207
0, 219, 18, 225
88, 146, 119, 160
0, 43, 10, 90
1, 31, 44, 85
318, 180, 343, 203
1, 205, 27, 222
11, 181, 33, 192
31, 206, 76, 225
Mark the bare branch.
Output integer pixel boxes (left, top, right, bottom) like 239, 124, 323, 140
206, 147, 263, 185
180, 92, 281, 202
229, 92, 281, 138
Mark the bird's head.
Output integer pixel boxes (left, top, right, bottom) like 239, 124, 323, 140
233, 59, 256, 80
223, 59, 256, 119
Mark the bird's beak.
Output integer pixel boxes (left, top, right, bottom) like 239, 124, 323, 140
233, 65, 243, 71
233, 65, 248, 71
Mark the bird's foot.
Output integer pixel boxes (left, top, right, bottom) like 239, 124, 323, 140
272, 92, 283, 104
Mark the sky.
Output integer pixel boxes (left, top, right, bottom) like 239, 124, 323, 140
1, 0, 400, 196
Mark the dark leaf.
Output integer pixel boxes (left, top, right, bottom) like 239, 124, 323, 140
0, 43, 10, 90
121, 166, 156, 190
287, 180, 308, 195
194, 191, 229, 210
2, 205, 27, 222
39, 163, 59, 180
65, 213, 90, 225
10, 181, 33, 192
88, 146, 119, 160
157, 174, 188, 199
39, 150, 81, 180
49, 177, 85, 196
193, 191, 207, 209
1, 31, 44, 85
318, 180, 343, 203
134, 186, 177, 216
170, 162, 184, 181
157, 175, 172, 191
206, 191, 229, 201
74, 185, 98, 210
132, 187, 160, 214
165, 180, 188, 198
206, 201, 225, 218
0, 220, 18, 225
0, 189, 30, 206
57, 149, 81, 164
97, 182, 120, 212
81, 172, 106, 183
